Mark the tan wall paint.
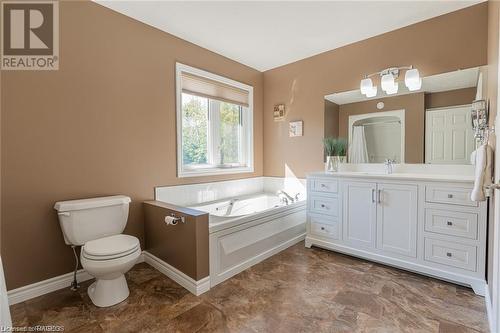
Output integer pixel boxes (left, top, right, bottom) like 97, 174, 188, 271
425, 87, 477, 109
324, 100, 339, 139
144, 201, 209, 280
263, 3, 488, 177
338, 93, 425, 164
0, 1, 263, 290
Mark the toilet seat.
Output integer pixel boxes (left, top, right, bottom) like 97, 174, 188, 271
82, 234, 140, 261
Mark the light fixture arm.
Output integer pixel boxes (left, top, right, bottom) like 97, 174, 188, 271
364, 65, 414, 79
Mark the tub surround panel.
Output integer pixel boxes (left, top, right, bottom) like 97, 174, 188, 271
143, 201, 209, 281
155, 177, 265, 207
155, 177, 306, 207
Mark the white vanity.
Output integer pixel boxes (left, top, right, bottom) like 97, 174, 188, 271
306, 165, 487, 295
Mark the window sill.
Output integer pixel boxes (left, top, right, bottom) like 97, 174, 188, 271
178, 166, 254, 178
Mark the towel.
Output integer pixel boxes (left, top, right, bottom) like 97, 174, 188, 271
471, 144, 493, 201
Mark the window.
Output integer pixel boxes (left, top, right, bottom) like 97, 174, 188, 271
176, 63, 254, 177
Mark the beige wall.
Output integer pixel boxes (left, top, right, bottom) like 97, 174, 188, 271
263, 3, 488, 177
425, 87, 477, 109
338, 93, 425, 163
324, 100, 339, 139
0, 1, 263, 289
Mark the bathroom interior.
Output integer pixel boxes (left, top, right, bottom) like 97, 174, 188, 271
1, 1, 500, 332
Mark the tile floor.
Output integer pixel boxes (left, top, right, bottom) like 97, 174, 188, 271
10, 242, 488, 332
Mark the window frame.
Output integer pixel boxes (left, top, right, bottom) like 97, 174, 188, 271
176, 63, 254, 178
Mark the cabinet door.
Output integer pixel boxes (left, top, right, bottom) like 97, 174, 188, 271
343, 181, 377, 249
376, 183, 418, 258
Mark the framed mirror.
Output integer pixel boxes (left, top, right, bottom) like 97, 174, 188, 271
324, 66, 486, 165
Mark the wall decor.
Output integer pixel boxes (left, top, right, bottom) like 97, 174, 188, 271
289, 120, 303, 137
273, 104, 285, 121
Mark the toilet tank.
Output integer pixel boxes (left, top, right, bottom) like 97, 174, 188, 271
54, 195, 131, 246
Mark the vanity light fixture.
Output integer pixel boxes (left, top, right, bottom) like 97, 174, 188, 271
360, 66, 421, 97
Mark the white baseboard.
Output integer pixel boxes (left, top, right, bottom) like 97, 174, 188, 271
485, 284, 496, 333
7, 252, 146, 306
8, 269, 93, 305
142, 251, 210, 296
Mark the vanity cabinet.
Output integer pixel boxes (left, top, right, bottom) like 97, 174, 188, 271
306, 173, 487, 295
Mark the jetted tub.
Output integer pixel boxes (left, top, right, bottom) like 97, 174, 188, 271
190, 192, 306, 287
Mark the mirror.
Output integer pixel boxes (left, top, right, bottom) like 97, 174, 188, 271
324, 66, 486, 165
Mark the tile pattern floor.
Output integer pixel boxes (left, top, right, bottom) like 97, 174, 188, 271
10, 242, 488, 332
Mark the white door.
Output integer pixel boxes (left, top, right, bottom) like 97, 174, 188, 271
425, 105, 474, 164
343, 181, 377, 249
376, 183, 418, 258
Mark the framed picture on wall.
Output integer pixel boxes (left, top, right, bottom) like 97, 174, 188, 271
289, 120, 303, 137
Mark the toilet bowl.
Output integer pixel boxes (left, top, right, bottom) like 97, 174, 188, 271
81, 234, 141, 307
54, 195, 139, 308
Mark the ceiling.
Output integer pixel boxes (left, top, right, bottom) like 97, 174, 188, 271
96, 1, 483, 72
325, 67, 480, 105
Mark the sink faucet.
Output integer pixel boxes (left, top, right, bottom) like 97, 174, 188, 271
277, 190, 294, 204
384, 159, 396, 174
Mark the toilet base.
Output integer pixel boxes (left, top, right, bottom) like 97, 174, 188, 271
87, 274, 129, 307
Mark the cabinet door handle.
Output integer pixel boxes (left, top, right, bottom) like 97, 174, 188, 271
446, 252, 452, 257
447, 221, 453, 226
447, 194, 454, 199
378, 189, 382, 204
372, 189, 375, 203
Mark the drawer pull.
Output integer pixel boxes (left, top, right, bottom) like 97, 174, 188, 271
321, 204, 326, 208
447, 221, 453, 226
446, 252, 452, 257
447, 194, 453, 198
321, 184, 327, 188
320, 227, 325, 230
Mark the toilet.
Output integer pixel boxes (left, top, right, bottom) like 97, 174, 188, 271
54, 195, 140, 307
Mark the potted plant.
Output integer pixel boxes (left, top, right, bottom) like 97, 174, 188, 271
333, 138, 347, 165
323, 137, 347, 172
323, 137, 336, 172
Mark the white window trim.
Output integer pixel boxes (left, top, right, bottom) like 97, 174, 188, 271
176, 63, 254, 178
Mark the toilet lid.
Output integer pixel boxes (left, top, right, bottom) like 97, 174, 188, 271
83, 234, 140, 259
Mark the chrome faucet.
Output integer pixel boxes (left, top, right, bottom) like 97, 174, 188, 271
384, 159, 396, 174
277, 190, 294, 205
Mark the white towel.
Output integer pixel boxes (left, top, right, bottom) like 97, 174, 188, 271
471, 144, 493, 201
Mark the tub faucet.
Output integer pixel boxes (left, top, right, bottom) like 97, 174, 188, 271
277, 190, 294, 204
384, 159, 396, 174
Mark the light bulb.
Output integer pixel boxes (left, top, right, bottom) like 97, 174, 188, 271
381, 73, 395, 92
405, 68, 422, 91
381, 73, 399, 95
365, 86, 377, 98
360, 78, 373, 95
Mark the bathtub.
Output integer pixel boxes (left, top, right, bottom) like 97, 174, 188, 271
190, 191, 306, 287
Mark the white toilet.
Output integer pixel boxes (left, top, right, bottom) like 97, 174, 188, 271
54, 195, 141, 307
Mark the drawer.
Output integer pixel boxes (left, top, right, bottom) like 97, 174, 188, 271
424, 238, 477, 271
310, 216, 339, 240
309, 194, 338, 216
310, 178, 338, 194
425, 185, 477, 207
425, 209, 478, 239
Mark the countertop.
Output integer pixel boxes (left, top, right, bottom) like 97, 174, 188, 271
308, 171, 475, 183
